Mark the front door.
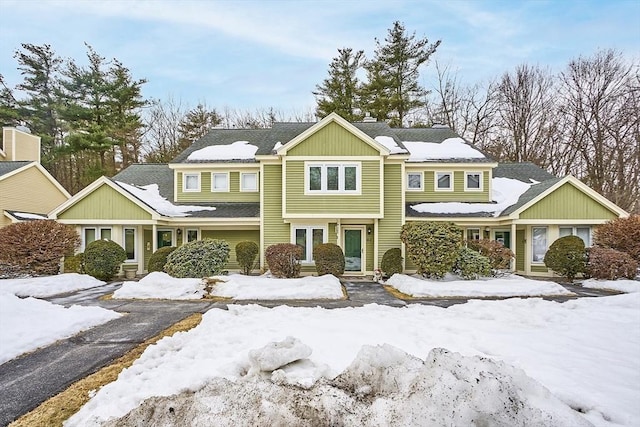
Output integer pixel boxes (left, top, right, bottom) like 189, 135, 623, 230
343, 228, 364, 274
494, 231, 511, 249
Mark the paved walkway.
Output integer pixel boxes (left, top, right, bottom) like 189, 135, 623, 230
0, 279, 621, 425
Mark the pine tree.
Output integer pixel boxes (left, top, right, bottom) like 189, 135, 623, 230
0, 74, 20, 127
361, 21, 440, 126
178, 103, 222, 144
313, 48, 365, 121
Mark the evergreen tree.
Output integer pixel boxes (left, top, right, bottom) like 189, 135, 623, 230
0, 75, 20, 127
361, 21, 440, 126
178, 103, 221, 144
313, 48, 365, 121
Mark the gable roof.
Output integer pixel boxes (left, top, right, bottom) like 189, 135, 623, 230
0, 161, 32, 178
113, 163, 174, 200
0, 161, 71, 199
493, 162, 556, 183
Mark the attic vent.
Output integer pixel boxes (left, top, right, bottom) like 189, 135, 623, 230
362, 112, 377, 123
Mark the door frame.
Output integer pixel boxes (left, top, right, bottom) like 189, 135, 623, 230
342, 226, 365, 275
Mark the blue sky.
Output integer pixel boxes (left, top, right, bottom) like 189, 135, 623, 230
1, 0, 638, 114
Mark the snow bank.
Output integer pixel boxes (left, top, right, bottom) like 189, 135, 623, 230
116, 182, 216, 217
211, 274, 344, 300
386, 273, 573, 298
112, 272, 205, 300
581, 279, 640, 293
187, 140, 258, 161
0, 273, 105, 298
404, 137, 486, 161
0, 293, 120, 364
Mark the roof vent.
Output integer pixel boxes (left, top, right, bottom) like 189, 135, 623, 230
362, 112, 377, 123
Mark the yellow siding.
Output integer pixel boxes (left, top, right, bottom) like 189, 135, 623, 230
201, 229, 260, 272
520, 182, 618, 220
176, 170, 259, 203
378, 164, 403, 267
405, 169, 491, 202
287, 122, 379, 156
58, 184, 152, 220
285, 160, 381, 215
0, 165, 68, 220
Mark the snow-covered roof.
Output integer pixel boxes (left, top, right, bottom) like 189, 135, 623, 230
187, 141, 259, 161
374, 136, 408, 154
115, 181, 216, 217
10, 212, 48, 220
404, 138, 486, 162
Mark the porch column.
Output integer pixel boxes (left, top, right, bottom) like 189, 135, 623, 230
510, 223, 517, 271
152, 224, 157, 252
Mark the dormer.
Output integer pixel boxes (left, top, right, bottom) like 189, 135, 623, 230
1, 127, 41, 163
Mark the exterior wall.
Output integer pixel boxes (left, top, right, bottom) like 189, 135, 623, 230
405, 167, 491, 203
520, 183, 618, 220
202, 229, 260, 272
0, 165, 68, 219
1, 128, 40, 162
287, 122, 379, 156
262, 164, 289, 268
378, 164, 404, 268
143, 229, 153, 271
176, 169, 260, 203
515, 229, 525, 271
58, 184, 152, 220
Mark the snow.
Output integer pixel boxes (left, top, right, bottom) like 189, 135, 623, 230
11, 212, 48, 220
273, 141, 283, 151
410, 176, 532, 216
187, 140, 259, 161
386, 273, 573, 298
374, 135, 408, 154
67, 294, 640, 427
0, 273, 106, 298
247, 336, 312, 374
581, 279, 640, 293
113, 272, 205, 300
404, 137, 486, 161
210, 274, 344, 300
116, 181, 216, 217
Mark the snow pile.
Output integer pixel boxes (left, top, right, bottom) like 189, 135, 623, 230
581, 279, 640, 293
374, 135, 408, 154
101, 344, 591, 427
113, 272, 205, 300
404, 137, 486, 161
116, 182, 216, 217
0, 273, 105, 298
386, 273, 573, 298
211, 274, 344, 300
0, 293, 120, 364
187, 140, 259, 161
247, 336, 312, 374
410, 177, 532, 216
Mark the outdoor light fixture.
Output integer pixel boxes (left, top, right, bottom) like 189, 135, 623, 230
176, 228, 182, 236
367, 227, 372, 235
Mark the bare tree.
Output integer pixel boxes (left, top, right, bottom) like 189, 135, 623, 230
142, 97, 187, 162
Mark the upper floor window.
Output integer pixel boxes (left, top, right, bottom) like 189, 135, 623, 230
241, 172, 258, 192
183, 173, 200, 192
212, 173, 229, 192
559, 226, 591, 246
306, 163, 360, 194
465, 172, 482, 191
435, 171, 453, 191
407, 172, 423, 190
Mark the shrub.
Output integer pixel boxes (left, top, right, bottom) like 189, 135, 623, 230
313, 243, 345, 276
586, 246, 638, 280
148, 246, 177, 272
381, 248, 403, 277
165, 239, 230, 278
543, 235, 586, 281
400, 222, 463, 279
0, 220, 80, 278
84, 239, 127, 281
467, 239, 514, 271
593, 216, 640, 263
265, 243, 303, 278
236, 241, 260, 275
64, 253, 84, 273
453, 247, 491, 280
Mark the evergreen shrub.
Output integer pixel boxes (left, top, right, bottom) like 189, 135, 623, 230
165, 239, 229, 278
381, 248, 403, 277
593, 215, 640, 262
586, 246, 638, 280
313, 243, 345, 276
543, 235, 586, 281
236, 241, 259, 275
265, 243, 303, 278
64, 253, 84, 273
453, 247, 491, 280
84, 239, 127, 281
148, 246, 177, 272
400, 221, 463, 279
467, 239, 514, 272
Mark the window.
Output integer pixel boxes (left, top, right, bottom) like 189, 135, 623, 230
212, 173, 228, 191
435, 172, 453, 191
532, 227, 548, 263
241, 172, 258, 191
183, 173, 200, 192
124, 228, 136, 261
157, 230, 173, 248
83, 227, 112, 249
466, 228, 480, 241
293, 226, 326, 263
306, 163, 360, 193
559, 226, 591, 246
407, 172, 423, 190
465, 172, 482, 191
186, 229, 199, 243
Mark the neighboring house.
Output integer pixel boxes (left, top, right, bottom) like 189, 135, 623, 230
0, 127, 71, 228
49, 113, 628, 276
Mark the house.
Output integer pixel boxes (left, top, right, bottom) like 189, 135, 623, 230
0, 127, 71, 228
49, 113, 628, 277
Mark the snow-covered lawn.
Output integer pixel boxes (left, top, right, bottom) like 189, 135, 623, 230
0, 273, 106, 298
68, 294, 640, 427
113, 272, 205, 300
387, 273, 573, 298
581, 278, 640, 293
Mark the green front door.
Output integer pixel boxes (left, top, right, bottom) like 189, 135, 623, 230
344, 228, 363, 273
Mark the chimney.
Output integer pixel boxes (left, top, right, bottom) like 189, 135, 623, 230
362, 112, 377, 123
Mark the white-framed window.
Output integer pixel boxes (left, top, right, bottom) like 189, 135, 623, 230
240, 172, 258, 192
123, 228, 136, 261
212, 172, 229, 191
532, 227, 548, 263
466, 228, 480, 241
435, 171, 453, 191
183, 173, 200, 192
559, 226, 591, 246
306, 163, 360, 194
465, 172, 482, 191
83, 227, 112, 250
186, 229, 199, 243
407, 172, 423, 190
292, 225, 327, 263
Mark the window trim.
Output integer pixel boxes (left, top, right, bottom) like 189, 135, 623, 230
183, 172, 201, 192
434, 171, 454, 192
531, 226, 548, 264
240, 172, 258, 192
82, 227, 113, 250
304, 162, 361, 195
186, 228, 199, 243
406, 172, 423, 191
559, 226, 592, 247
291, 225, 328, 263
123, 227, 137, 262
466, 228, 481, 241
211, 172, 229, 192
464, 171, 483, 191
